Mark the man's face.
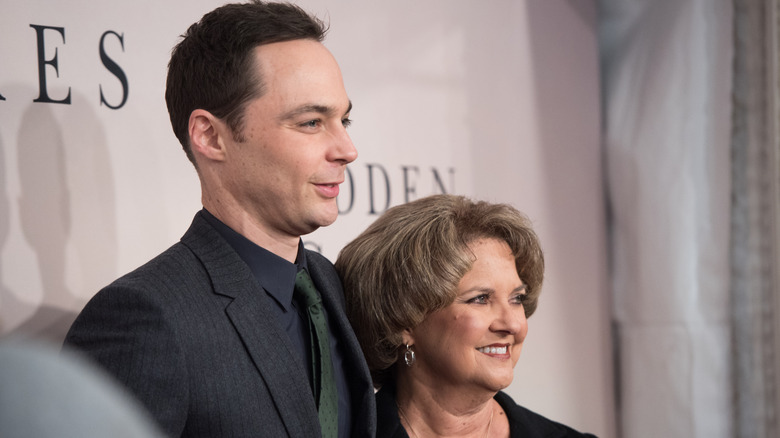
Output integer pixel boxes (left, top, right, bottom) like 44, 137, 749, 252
220, 39, 356, 239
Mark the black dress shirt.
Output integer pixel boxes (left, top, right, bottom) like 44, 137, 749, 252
202, 209, 353, 437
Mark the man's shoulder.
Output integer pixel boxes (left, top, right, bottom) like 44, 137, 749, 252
305, 250, 339, 283
73, 241, 210, 319
112, 241, 201, 288
305, 248, 335, 269
112, 212, 231, 288
101, 213, 219, 294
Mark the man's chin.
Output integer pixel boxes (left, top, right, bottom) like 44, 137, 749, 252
317, 205, 340, 226
300, 214, 338, 236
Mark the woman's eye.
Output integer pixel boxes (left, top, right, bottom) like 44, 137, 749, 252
467, 294, 489, 304
512, 294, 528, 305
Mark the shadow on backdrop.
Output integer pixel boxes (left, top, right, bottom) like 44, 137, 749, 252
9, 90, 120, 344
59, 91, 118, 320
8, 100, 78, 344
1, 86, 119, 345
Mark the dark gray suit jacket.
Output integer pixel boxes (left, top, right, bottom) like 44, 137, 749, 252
64, 212, 376, 437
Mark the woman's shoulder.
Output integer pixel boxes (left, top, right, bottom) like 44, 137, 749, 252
375, 385, 409, 438
494, 391, 598, 438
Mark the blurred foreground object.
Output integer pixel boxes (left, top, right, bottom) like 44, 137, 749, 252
0, 339, 164, 438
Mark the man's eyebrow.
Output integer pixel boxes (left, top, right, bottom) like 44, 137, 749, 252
279, 100, 353, 121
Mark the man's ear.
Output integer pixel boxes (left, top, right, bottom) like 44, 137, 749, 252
189, 109, 228, 163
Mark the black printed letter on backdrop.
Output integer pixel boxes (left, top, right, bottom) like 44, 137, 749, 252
367, 163, 391, 215
30, 24, 71, 104
99, 30, 129, 109
337, 166, 355, 215
431, 167, 454, 194
402, 165, 419, 203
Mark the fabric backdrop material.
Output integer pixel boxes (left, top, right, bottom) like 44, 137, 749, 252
599, 0, 733, 436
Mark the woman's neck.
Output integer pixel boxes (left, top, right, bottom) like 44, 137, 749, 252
395, 374, 499, 437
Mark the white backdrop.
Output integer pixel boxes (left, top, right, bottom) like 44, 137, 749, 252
0, 1, 614, 436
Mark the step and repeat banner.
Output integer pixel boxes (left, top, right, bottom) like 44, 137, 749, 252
0, 1, 613, 435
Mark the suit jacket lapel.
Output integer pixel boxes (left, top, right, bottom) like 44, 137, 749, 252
181, 213, 321, 437
224, 293, 320, 437
308, 251, 377, 434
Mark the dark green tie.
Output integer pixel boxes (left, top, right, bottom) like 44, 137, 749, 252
294, 269, 338, 438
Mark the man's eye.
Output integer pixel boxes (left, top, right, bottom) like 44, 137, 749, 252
342, 117, 352, 128
300, 120, 320, 128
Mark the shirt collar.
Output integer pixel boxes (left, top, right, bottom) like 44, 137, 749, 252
201, 208, 307, 311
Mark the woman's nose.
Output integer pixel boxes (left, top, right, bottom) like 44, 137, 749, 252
492, 302, 527, 336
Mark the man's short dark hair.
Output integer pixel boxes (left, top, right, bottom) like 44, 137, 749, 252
165, 1, 327, 165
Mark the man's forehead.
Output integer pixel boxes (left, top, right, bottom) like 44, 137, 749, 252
247, 40, 349, 116
251, 41, 343, 86
252, 39, 333, 67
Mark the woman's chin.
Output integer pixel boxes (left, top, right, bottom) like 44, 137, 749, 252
474, 373, 515, 395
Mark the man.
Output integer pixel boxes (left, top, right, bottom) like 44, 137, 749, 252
63, 2, 376, 437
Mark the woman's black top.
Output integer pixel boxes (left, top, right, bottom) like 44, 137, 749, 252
375, 381, 597, 438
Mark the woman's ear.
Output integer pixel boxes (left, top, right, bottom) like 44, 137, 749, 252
402, 328, 415, 346
188, 109, 228, 163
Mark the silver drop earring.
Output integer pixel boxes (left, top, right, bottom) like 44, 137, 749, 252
404, 343, 416, 367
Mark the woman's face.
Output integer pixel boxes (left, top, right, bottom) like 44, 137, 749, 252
408, 238, 529, 395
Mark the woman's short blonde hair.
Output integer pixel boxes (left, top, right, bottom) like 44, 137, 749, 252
335, 194, 544, 387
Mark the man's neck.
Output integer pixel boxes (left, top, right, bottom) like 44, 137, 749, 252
202, 200, 300, 263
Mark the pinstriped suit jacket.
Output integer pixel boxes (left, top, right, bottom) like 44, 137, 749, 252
64, 212, 376, 437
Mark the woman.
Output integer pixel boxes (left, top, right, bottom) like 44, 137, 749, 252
335, 195, 595, 437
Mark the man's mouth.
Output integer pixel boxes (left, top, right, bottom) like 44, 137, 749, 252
314, 182, 341, 198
